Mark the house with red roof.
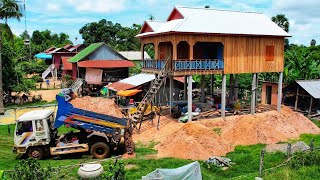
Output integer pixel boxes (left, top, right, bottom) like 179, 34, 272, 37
67, 42, 134, 92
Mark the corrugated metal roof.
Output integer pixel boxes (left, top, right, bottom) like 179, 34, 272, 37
78, 60, 135, 68
297, 80, 320, 99
68, 43, 104, 63
107, 73, 155, 92
118, 51, 151, 60
121, 73, 155, 86
147, 20, 165, 31
137, 6, 290, 37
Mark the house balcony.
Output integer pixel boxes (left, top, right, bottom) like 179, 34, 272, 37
142, 59, 224, 76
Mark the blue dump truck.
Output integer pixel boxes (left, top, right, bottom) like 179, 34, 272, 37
13, 93, 134, 159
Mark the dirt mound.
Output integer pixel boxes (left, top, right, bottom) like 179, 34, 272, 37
157, 123, 231, 160
134, 106, 320, 160
70, 96, 123, 118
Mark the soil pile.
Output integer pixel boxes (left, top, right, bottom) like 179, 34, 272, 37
70, 96, 123, 118
157, 123, 231, 160
134, 106, 320, 160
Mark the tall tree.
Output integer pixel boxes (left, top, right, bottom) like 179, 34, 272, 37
310, 39, 316, 46
272, 14, 290, 50
0, 0, 23, 113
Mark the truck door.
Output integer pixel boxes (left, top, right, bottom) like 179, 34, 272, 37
15, 121, 34, 147
35, 119, 49, 144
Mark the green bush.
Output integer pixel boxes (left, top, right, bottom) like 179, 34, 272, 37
7, 159, 53, 180
102, 159, 126, 180
31, 74, 43, 82
290, 151, 320, 169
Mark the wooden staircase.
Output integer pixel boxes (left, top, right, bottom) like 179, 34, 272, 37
132, 58, 170, 132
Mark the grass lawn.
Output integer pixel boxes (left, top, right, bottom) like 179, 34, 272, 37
1, 123, 320, 179
4, 100, 57, 109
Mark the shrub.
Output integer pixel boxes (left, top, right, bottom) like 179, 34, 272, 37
31, 74, 43, 82
7, 159, 53, 180
290, 151, 320, 169
102, 159, 126, 180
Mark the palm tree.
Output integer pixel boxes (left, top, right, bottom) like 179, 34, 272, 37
271, 14, 290, 32
0, 0, 23, 113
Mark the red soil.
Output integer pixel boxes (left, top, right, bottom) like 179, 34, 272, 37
133, 106, 320, 160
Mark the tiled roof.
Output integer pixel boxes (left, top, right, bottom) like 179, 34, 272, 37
78, 60, 135, 68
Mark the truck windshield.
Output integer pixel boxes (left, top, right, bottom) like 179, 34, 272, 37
16, 121, 33, 135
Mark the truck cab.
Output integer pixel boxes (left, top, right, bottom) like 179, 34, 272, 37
13, 109, 55, 159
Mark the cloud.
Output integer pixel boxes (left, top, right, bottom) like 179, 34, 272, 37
47, 3, 60, 12
67, 0, 125, 13
271, 0, 320, 44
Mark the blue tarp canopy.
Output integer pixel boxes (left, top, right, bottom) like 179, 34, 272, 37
34, 53, 52, 60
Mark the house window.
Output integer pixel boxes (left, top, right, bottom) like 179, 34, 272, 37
266, 46, 275, 61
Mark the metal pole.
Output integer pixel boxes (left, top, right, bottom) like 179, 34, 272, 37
277, 72, 283, 112
221, 74, 226, 118
188, 75, 193, 122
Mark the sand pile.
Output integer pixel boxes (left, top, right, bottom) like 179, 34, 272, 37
134, 106, 320, 160
70, 96, 123, 118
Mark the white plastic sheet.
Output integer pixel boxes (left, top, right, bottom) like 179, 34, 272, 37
142, 161, 202, 180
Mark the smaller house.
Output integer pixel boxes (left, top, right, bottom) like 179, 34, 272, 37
261, 82, 280, 106
67, 42, 135, 93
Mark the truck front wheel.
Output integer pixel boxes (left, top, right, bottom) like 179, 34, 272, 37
91, 142, 110, 159
27, 147, 44, 159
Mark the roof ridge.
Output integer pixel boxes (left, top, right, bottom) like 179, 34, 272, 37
175, 6, 262, 14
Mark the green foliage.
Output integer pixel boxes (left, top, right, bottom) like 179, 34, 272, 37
290, 151, 320, 169
31, 74, 43, 83
284, 45, 320, 83
30, 30, 72, 55
79, 19, 141, 51
20, 59, 48, 74
62, 74, 74, 88
102, 160, 126, 180
134, 141, 158, 157
7, 159, 53, 180
129, 61, 142, 75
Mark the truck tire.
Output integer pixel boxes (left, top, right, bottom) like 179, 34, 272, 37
27, 147, 44, 159
91, 142, 110, 159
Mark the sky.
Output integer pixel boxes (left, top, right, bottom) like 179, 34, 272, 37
6, 0, 320, 45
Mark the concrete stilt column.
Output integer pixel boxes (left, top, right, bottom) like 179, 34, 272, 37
234, 74, 239, 101
188, 75, 193, 122
184, 75, 187, 100
251, 73, 257, 114
169, 76, 173, 114
221, 74, 226, 118
229, 74, 234, 104
200, 75, 206, 103
277, 72, 283, 112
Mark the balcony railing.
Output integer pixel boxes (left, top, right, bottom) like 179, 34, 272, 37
174, 59, 224, 71
142, 59, 165, 70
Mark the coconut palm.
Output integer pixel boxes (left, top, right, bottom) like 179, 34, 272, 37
272, 14, 290, 32
0, 0, 23, 113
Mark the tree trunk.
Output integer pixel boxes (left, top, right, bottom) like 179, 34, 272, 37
0, 25, 4, 114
